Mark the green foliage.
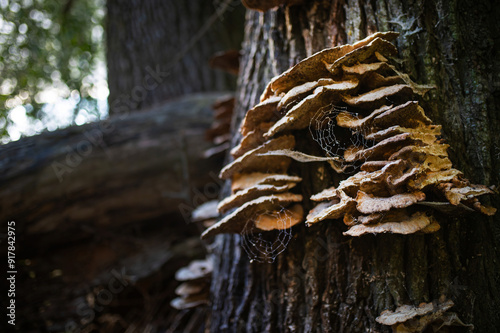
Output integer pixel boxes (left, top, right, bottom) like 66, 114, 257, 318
0, 0, 105, 139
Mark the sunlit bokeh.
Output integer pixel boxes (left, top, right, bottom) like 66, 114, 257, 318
0, 0, 107, 142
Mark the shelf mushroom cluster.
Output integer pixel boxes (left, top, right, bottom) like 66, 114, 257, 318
192, 200, 220, 228
376, 296, 472, 332
201, 102, 304, 239
170, 258, 213, 310
204, 96, 235, 158
308, 96, 496, 235
202, 31, 495, 240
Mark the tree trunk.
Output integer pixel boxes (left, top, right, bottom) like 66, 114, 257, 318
106, 0, 244, 115
210, 1, 500, 332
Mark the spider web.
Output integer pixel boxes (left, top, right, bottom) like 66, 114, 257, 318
240, 205, 294, 263
309, 103, 375, 173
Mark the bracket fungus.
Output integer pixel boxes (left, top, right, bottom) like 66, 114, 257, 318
376, 297, 473, 332
201, 193, 302, 239
192, 200, 220, 228
218, 183, 297, 214
219, 134, 296, 180
204, 31, 495, 241
170, 258, 213, 310
204, 95, 235, 158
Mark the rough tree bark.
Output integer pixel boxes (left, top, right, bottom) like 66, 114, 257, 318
106, 0, 244, 115
210, 1, 500, 332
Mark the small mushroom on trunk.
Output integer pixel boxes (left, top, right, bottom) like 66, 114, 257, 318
231, 173, 302, 193
192, 200, 220, 228
219, 135, 295, 180
170, 258, 213, 310
376, 297, 473, 332
218, 182, 297, 214
240, 96, 282, 136
265, 79, 359, 138
201, 193, 303, 239
204, 96, 235, 157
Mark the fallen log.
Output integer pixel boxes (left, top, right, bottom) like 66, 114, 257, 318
0, 92, 228, 247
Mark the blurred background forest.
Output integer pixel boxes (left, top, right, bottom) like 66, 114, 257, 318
0, 0, 107, 142
1, 0, 245, 332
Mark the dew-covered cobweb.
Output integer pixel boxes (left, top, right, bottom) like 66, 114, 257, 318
240, 205, 294, 263
309, 103, 375, 173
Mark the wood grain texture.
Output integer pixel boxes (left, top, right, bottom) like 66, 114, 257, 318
210, 1, 500, 331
